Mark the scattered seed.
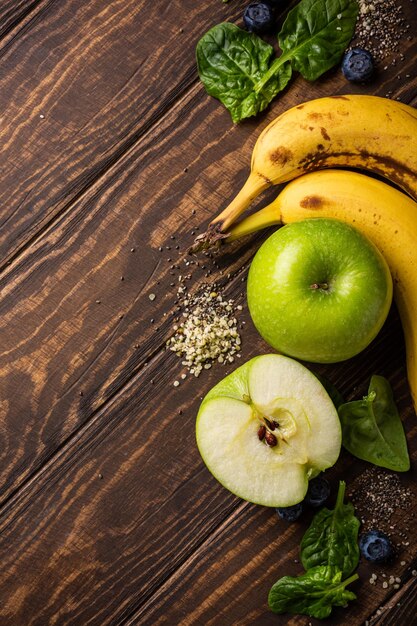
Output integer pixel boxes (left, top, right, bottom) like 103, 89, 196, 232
173, 380, 180, 387
350, 468, 412, 534
149, 293, 156, 301
167, 282, 242, 377
351, 0, 410, 63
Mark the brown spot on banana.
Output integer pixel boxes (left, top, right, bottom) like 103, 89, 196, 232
307, 111, 334, 121
320, 127, 331, 141
257, 172, 272, 185
299, 195, 324, 209
269, 146, 293, 166
297, 151, 417, 199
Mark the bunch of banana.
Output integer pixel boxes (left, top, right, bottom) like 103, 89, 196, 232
193, 94, 417, 409
195, 94, 417, 246
227, 169, 417, 409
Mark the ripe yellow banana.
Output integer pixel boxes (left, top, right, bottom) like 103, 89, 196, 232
229, 169, 417, 412
198, 95, 417, 246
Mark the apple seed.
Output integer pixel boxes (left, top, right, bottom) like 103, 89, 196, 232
257, 425, 266, 441
265, 431, 278, 447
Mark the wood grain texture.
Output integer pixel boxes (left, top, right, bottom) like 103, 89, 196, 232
0, 299, 415, 626
1, 47, 415, 505
0, 0, 45, 40
0, 86, 265, 504
0, 0, 243, 266
0, 0, 416, 624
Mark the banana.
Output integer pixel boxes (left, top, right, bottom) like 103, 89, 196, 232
197, 95, 417, 246
228, 169, 417, 412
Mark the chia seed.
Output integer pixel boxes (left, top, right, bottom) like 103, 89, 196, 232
351, 0, 411, 63
349, 468, 413, 544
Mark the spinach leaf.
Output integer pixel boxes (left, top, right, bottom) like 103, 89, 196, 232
196, 23, 292, 124
300, 481, 360, 578
196, 0, 358, 122
279, 0, 359, 81
339, 375, 410, 472
268, 565, 358, 618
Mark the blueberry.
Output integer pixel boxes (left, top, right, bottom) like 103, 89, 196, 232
243, 2, 275, 34
304, 477, 331, 508
359, 530, 394, 564
342, 48, 374, 83
276, 502, 303, 522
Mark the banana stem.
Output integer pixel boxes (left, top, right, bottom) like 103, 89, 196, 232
227, 198, 281, 240
208, 172, 270, 234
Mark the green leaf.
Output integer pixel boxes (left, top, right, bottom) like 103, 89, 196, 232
196, 23, 292, 123
268, 565, 358, 618
279, 0, 359, 81
300, 481, 360, 578
339, 375, 410, 472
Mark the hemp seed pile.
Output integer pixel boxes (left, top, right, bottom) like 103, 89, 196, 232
167, 282, 242, 378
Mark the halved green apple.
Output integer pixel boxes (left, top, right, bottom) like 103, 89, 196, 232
196, 354, 341, 507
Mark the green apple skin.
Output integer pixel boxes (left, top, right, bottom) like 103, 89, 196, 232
196, 354, 341, 508
247, 219, 393, 363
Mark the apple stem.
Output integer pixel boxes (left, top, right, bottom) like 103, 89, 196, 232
310, 282, 329, 290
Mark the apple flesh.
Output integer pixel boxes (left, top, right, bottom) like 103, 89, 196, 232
247, 219, 393, 363
196, 354, 341, 507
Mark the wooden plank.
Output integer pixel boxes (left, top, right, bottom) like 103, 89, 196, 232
0, 0, 44, 40
0, 27, 415, 506
0, 296, 414, 625
375, 576, 417, 625
0, 3, 416, 625
0, 290, 417, 626
0, 83, 265, 504
0, 0, 242, 266
128, 471, 417, 626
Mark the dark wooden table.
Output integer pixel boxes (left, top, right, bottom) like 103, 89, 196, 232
0, 1, 416, 624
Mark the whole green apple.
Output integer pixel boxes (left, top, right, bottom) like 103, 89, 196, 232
196, 354, 341, 507
247, 219, 393, 362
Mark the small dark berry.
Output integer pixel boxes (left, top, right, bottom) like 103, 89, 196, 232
276, 502, 303, 522
359, 530, 394, 564
304, 477, 331, 508
243, 2, 275, 34
342, 48, 374, 83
